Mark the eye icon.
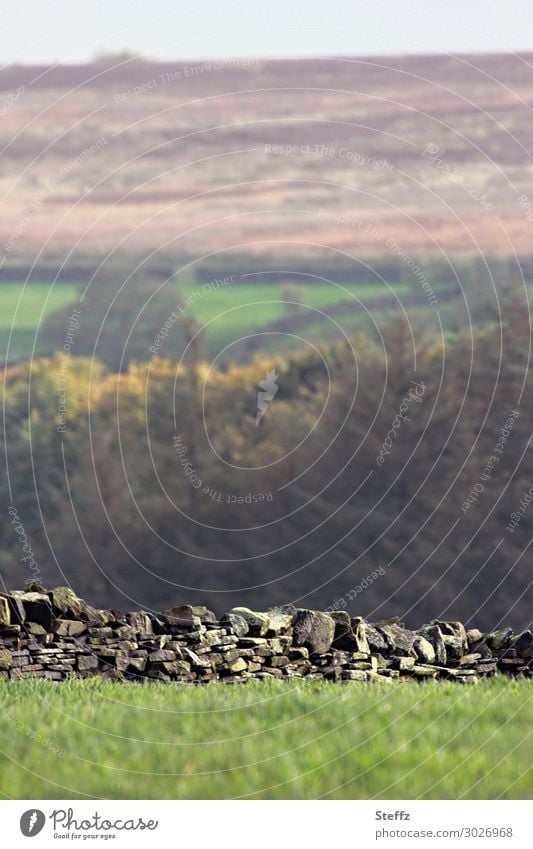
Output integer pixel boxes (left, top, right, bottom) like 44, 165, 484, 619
20, 810, 46, 837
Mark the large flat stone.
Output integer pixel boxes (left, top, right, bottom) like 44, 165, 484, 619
292, 610, 336, 654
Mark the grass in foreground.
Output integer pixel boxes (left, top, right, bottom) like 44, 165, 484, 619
0, 677, 531, 800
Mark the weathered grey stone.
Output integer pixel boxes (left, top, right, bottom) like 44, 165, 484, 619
341, 669, 368, 681
289, 646, 309, 660
267, 609, 293, 635
182, 647, 212, 669
268, 638, 287, 655
163, 605, 196, 627
148, 649, 176, 662
442, 634, 464, 660
364, 624, 388, 652
418, 624, 447, 665
191, 606, 217, 624
470, 640, 491, 658
0, 597, 10, 626
269, 656, 289, 667
411, 665, 438, 678
227, 657, 247, 673
220, 613, 249, 637
435, 621, 468, 652
486, 628, 514, 651
17, 593, 53, 629
292, 610, 336, 654
3, 593, 26, 625
229, 607, 270, 636
413, 636, 435, 664
80, 604, 113, 626
253, 645, 273, 657
113, 625, 136, 640
466, 628, 483, 646
25, 622, 47, 636
48, 587, 82, 619
459, 653, 482, 666
77, 655, 99, 672
126, 612, 153, 634
128, 657, 148, 673
395, 657, 415, 671
331, 612, 369, 653
446, 668, 477, 678
52, 619, 87, 637
0, 649, 12, 670
512, 630, 533, 659
379, 623, 416, 655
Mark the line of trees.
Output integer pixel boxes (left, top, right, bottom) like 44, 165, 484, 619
1, 296, 531, 629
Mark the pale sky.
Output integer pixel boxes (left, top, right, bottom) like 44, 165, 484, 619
2, 0, 532, 65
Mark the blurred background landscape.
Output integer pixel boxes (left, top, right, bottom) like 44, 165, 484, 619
1, 46, 532, 629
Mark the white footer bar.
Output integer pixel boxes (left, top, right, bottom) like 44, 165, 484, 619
2, 800, 531, 848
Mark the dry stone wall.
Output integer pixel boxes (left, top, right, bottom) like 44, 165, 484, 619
0, 586, 531, 684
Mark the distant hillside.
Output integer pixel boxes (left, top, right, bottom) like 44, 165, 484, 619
1, 53, 532, 268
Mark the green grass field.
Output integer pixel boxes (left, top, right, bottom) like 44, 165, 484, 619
179, 280, 411, 357
0, 280, 411, 363
1, 678, 531, 799
0, 282, 77, 360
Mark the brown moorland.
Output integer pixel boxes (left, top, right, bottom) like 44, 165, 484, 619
1, 52, 532, 268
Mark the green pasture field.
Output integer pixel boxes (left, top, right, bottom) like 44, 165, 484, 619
248, 299, 463, 359
0, 282, 77, 360
0, 677, 531, 799
178, 280, 411, 357
0, 280, 411, 363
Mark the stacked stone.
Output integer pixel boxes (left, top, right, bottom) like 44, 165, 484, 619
0, 587, 531, 684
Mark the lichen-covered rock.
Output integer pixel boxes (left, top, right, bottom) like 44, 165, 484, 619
125, 611, 153, 634
413, 636, 435, 664
418, 624, 446, 665
364, 624, 388, 652
442, 634, 464, 660
435, 621, 468, 654
48, 587, 82, 619
77, 655, 99, 672
466, 628, 483, 646
4, 593, 26, 625
80, 603, 113, 625
331, 612, 369, 653
267, 609, 293, 635
163, 605, 199, 629
0, 649, 12, 670
227, 657, 247, 673
486, 628, 514, 651
292, 610, 335, 654
512, 630, 533, 659
148, 649, 176, 662
228, 607, 270, 636
220, 612, 249, 637
52, 619, 87, 637
0, 597, 10, 627
459, 653, 482, 666
25, 622, 47, 636
191, 606, 217, 624
378, 623, 416, 655
17, 592, 53, 629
